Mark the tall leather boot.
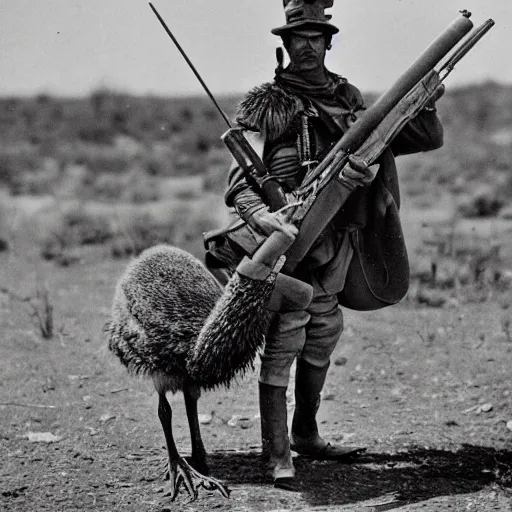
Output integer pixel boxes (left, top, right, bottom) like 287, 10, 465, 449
259, 382, 298, 491
290, 359, 365, 460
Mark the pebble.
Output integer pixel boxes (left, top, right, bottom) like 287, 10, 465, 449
99, 413, 116, 424
227, 415, 241, 428
506, 420, 512, 432
198, 413, 213, 425
238, 418, 253, 430
477, 403, 493, 414
27, 432, 62, 443
227, 415, 251, 428
334, 357, 348, 367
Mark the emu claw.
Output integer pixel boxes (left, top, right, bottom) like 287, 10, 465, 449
165, 457, 230, 501
197, 476, 231, 498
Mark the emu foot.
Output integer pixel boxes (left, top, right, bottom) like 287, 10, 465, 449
163, 456, 230, 501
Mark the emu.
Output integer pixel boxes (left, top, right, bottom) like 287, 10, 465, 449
106, 227, 309, 501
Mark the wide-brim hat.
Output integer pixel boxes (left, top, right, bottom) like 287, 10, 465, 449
271, 0, 339, 36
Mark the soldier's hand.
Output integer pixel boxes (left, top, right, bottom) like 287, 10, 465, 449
422, 84, 445, 113
247, 207, 291, 237
341, 155, 378, 187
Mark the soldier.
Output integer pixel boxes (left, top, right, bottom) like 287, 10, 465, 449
224, 0, 444, 491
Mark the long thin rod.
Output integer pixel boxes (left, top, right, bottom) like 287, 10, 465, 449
148, 2, 232, 128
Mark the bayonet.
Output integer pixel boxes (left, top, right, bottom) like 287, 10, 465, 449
148, 2, 288, 210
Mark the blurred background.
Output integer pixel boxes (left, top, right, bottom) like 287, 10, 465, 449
0, 0, 511, 287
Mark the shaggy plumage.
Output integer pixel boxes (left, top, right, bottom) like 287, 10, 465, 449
107, 244, 223, 391
235, 82, 304, 141
189, 271, 275, 389
106, 243, 279, 501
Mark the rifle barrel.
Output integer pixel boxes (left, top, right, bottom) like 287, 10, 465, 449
439, 19, 495, 78
148, 3, 232, 129
300, 12, 474, 189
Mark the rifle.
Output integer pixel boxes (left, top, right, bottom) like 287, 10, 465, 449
220, 11, 495, 274
149, 4, 494, 285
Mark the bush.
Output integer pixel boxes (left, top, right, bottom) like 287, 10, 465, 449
110, 212, 178, 258
0, 148, 41, 189
91, 173, 125, 201
41, 205, 114, 259
63, 207, 113, 245
77, 120, 116, 145
74, 145, 130, 175
124, 179, 160, 204
458, 187, 504, 218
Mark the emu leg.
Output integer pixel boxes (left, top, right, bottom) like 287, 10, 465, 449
183, 383, 207, 473
183, 383, 230, 498
157, 392, 197, 500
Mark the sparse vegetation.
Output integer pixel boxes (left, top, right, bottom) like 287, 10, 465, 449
2, 83, 512, 511
0, 83, 511, 275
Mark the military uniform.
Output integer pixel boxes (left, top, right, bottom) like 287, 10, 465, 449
226, 73, 443, 379
223, 0, 444, 489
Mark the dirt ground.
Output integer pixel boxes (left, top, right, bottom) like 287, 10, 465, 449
1, 247, 512, 512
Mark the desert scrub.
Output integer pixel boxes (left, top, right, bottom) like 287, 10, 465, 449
109, 198, 223, 259
73, 143, 130, 175
89, 167, 158, 203
110, 211, 179, 258
0, 145, 42, 192
458, 186, 505, 218
41, 204, 114, 260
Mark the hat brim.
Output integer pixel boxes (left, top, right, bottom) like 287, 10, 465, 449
271, 19, 339, 36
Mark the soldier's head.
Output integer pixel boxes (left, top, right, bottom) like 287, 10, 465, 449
272, 0, 338, 74
281, 29, 332, 73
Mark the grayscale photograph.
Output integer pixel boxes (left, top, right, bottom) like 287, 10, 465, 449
1, 1, 511, 510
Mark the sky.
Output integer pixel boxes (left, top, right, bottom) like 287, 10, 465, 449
0, 0, 510, 98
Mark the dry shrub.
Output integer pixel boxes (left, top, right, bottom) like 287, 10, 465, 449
458, 186, 505, 218
0, 189, 12, 251
109, 198, 224, 259
110, 211, 179, 258
73, 144, 130, 175
408, 211, 512, 308
62, 206, 113, 244
54, 164, 89, 198
499, 206, 512, 220
0, 278, 54, 339
41, 204, 114, 260
31, 281, 54, 339
123, 177, 160, 204
90, 172, 125, 201
0, 146, 42, 192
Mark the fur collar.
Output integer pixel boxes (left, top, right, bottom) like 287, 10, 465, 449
235, 82, 305, 141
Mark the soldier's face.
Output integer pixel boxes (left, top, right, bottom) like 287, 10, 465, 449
287, 29, 327, 72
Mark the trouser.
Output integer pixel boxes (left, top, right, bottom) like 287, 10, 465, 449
258, 283, 343, 480
259, 285, 344, 387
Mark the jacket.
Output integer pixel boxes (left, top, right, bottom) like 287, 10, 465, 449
223, 75, 443, 309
